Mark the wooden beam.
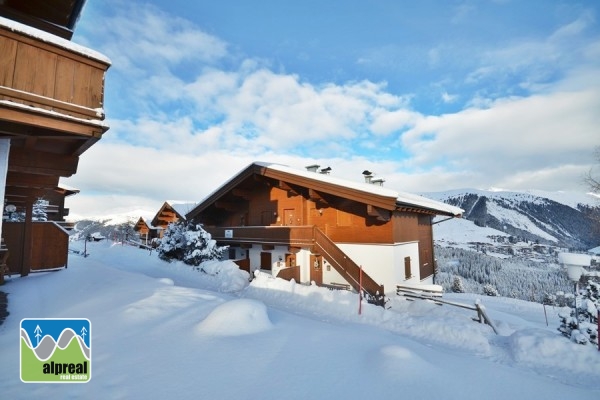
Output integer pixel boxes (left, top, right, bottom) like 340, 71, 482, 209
231, 188, 252, 200
278, 181, 300, 197
214, 200, 239, 212
308, 188, 326, 202
4, 187, 49, 199
0, 105, 107, 138
288, 246, 301, 254
367, 204, 391, 222
6, 171, 59, 188
8, 147, 79, 176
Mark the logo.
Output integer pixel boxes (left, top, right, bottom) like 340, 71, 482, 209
20, 318, 91, 383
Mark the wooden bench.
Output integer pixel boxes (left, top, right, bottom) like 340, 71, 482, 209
323, 282, 352, 291
396, 284, 443, 299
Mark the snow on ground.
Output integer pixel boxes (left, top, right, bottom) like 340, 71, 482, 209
1, 241, 599, 399
433, 216, 509, 249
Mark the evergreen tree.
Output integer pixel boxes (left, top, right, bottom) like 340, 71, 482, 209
557, 279, 599, 346
157, 222, 228, 266
32, 198, 48, 221
542, 293, 556, 306
157, 222, 188, 262
483, 284, 499, 296
451, 276, 465, 293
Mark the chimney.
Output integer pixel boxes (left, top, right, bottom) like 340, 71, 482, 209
319, 166, 332, 174
362, 170, 373, 183
371, 178, 385, 186
305, 164, 320, 173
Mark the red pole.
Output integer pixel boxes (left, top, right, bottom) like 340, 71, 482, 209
358, 265, 363, 315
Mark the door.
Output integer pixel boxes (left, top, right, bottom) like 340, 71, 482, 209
283, 208, 295, 226
260, 252, 272, 270
310, 254, 322, 285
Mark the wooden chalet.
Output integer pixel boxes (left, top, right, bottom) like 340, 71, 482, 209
0, 0, 110, 282
134, 202, 196, 245
151, 202, 194, 238
186, 162, 463, 305
133, 217, 155, 246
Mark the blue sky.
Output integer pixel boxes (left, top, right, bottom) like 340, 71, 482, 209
63, 0, 600, 219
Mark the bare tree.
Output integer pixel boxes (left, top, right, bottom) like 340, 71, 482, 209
585, 146, 600, 194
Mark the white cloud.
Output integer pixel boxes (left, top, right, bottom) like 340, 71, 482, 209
400, 88, 600, 190
64, 2, 600, 218
441, 92, 458, 103
98, 3, 227, 68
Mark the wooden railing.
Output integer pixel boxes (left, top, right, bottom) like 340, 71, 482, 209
397, 288, 498, 334
0, 25, 109, 122
3, 221, 69, 274
205, 225, 386, 306
312, 227, 385, 306
205, 226, 315, 247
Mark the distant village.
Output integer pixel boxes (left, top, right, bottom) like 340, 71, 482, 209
441, 233, 599, 267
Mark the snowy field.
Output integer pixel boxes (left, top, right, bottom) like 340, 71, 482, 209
0, 240, 599, 399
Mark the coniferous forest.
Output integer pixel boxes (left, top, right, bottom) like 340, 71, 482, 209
435, 246, 573, 302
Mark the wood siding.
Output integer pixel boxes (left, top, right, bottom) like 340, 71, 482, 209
3, 221, 68, 273
0, 26, 108, 121
418, 215, 434, 279
392, 212, 435, 279
200, 182, 395, 244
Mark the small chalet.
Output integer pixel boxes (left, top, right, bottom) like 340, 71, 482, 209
133, 217, 158, 246
134, 201, 197, 244
186, 162, 463, 305
151, 201, 196, 235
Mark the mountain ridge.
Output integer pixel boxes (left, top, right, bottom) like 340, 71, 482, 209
424, 188, 599, 250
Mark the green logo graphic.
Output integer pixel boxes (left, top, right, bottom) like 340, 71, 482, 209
20, 318, 91, 383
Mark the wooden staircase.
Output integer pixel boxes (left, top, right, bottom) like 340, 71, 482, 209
312, 227, 385, 306
204, 225, 386, 306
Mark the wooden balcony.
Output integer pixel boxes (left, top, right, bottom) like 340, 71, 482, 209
0, 21, 110, 135
206, 225, 315, 247
0, 18, 111, 205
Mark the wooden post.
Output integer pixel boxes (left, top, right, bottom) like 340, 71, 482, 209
358, 265, 363, 315
20, 197, 34, 277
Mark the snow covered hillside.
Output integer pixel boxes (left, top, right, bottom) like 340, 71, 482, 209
426, 188, 600, 250
0, 241, 599, 399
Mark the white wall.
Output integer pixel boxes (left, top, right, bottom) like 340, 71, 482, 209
243, 245, 312, 283
234, 241, 425, 292
321, 258, 346, 285
338, 241, 420, 295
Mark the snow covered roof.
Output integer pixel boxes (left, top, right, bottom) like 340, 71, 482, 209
191, 162, 463, 217
135, 216, 158, 230
256, 162, 463, 216
169, 202, 197, 219
0, 16, 111, 65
